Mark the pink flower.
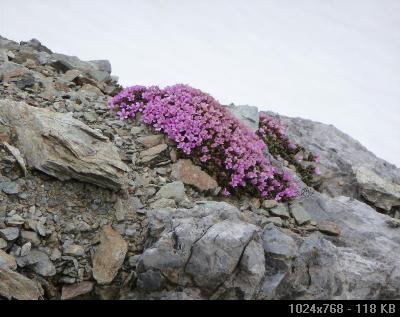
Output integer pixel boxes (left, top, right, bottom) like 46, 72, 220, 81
109, 84, 297, 200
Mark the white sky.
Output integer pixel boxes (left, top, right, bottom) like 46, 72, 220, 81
1, 0, 399, 167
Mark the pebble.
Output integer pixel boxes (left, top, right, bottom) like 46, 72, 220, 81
0, 227, 20, 241
269, 204, 290, 219
317, 221, 341, 236
20, 242, 32, 257
0, 238, 7, 249
290, 204, 312, 225
262, 199, 278, 209
63, 244, 85, 257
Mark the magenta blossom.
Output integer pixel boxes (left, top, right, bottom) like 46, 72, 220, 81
109, 84, 297, 200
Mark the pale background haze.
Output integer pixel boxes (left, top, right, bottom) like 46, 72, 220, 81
1, 0, 399, 166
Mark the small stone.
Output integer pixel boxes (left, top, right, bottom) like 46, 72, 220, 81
0, 238, 7, 249
0, 249, 17, 270
290, 204, 312, 225
130, 126, 143, 134
128, 255, 140, 268
317, 221, 341, 236
6, 214, 25, 226
264, 217, 283, 227
262, 223, 297, 258
92, 225, 128, 285
1, 181, 20, 195
61, 281, 94, 300
20, 231, 41, 246
64, 244, 85, 257
125, 225, 138, 237
171, 159, 218, 192
50, 248, 62, 261
20, 242, 32, 257
262, 200, 278, 209
249, 198, 261, 209
83, 112, 97, 123
139, 144, 168, 162
0, 227, 19, 241
137, 135, 164, 148
269, 204, 290, 219
115, 210, 125, 222
16, 250, 56, 277
36, 222, 47, 237
156, 181, 185, 202
386, 218, 400, 228
150, 198, 176, 209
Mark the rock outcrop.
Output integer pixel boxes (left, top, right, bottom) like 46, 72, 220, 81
266, 111, 400, 217
0, 99, 129, 190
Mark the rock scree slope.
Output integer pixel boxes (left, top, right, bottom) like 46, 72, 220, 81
0, 36, 399, 300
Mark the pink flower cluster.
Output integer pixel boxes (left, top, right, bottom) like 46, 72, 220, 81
109, 84, 297, 201
257, 113, 320, 185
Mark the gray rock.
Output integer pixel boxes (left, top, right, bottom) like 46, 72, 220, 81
269, 204, 290, 219
225, 104, 259, 132
20, 231, 41, 246
262, 200, 278, 209
0, 238, 7, 249
354, 166, 400, 211
149, 198, 176, 209
20, 242, 32, 257
155, 181, 185, 202
0, 227, 19, 241
216, 239, 266, 299
289, 203, 312, 225
16, 250, 56, 277
0, 62, 36, 89
264, 217, 283, 227
185, 220, 258, 290
89, 60, 112, 74
137, 270, 164, 291
0, 100, 129, 191
265, 111, 400, 201
63, 244, 85, 257
262, 223, 298, 258
0, 180, 20, 195
6, 214, 25, 226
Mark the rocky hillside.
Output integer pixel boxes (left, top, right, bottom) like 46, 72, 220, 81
0, 36, 399, 300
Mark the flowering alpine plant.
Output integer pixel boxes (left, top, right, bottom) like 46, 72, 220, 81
257, 113, 320, 186
108, 84, 298, 201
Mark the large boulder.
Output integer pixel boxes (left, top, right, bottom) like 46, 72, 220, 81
0, 99, 129, 190
265, 111, 400, 213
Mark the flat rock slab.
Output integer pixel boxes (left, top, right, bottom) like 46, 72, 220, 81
269, 204, 290, 219
0, 99, 129, 191
355, 166, 400, 211
0, 267, 43, 300
171, 159, 218, 192
92, 225, 128, 285
289, 203, 312, 225
61, 281, 94, 300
